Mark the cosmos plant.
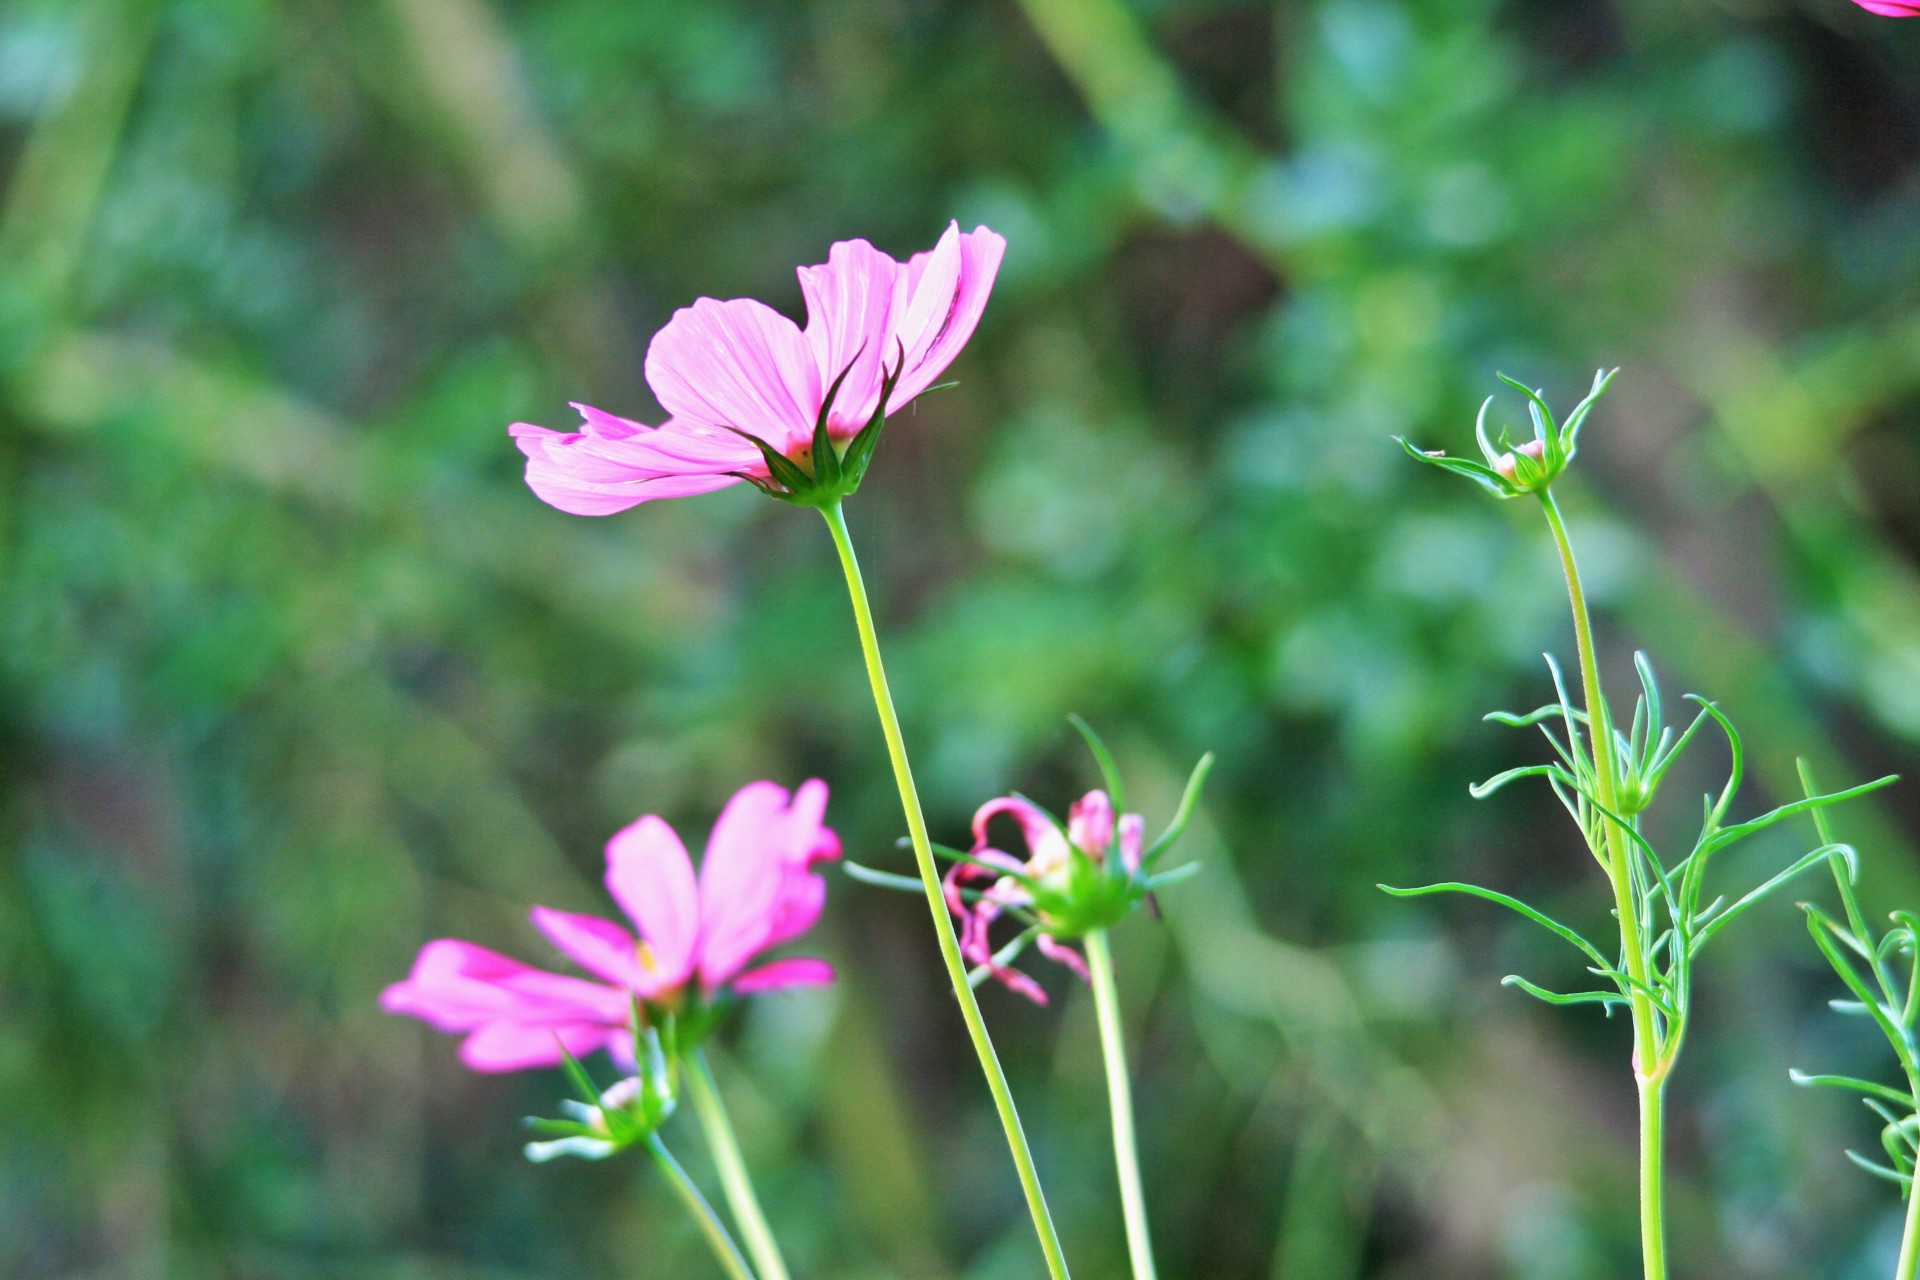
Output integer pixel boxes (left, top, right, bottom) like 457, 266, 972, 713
1393, 372, 1894, 1280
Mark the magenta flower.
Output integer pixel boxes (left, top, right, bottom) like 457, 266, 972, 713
383, 780, 840, 1071
1854, 0, 1920, 14
511, 222, 1006, 513
946, 790, 1146, 1005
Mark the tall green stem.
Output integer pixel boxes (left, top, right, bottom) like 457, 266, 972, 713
645, 1134, 759, 1280
820, 501, 1073, 1280
1538, 489, 1667, 1280
1085, 929, 1156, 1280
686, 1049, 790, 1280
1899, 1120, 1920, 1280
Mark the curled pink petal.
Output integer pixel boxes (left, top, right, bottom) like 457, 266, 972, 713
731, 956, 835, 993
1036, 934, 1090, 983
971, 795, 1062, 861
1854, 0, 1920, 13
605, 816, 701, 988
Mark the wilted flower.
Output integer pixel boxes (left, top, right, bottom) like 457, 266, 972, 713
382, 780, 840, 1071
932, 722, 1211, 1005
511, 222, 1005, 512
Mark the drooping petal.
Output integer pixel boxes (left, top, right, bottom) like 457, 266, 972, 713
1035, 934, 1090, 983
604, 816, 701, 988
891, 224, 1006, 404
644, 297, 820, 454
798, 239, 901, 435
529, 906, 648, 990
459, 1020, 618, 1073
731, 956, 835, 993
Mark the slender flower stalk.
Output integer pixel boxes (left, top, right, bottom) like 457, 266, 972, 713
685, 1050, 790, 1280
1539, 488, 1669, 1278
647, 1133, 760, 1280
1085, 928, 1156, 1280
821, 499, 1073, 1280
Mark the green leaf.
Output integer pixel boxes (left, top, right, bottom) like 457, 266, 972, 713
1844, 1149, 1913, 1190
1690, 843, 1855, 954
1484, 703, 1577, 729
1787, 1069, 1917, 1108
1500, 974, 1628, 1010
1469, 762, 1574, 799
1701, 777, 1897, 858
841, 860, 928, 894
1378, 881, 1611, 971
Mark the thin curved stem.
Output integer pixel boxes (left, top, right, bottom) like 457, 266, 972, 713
1539, 488, 1667, 1280
820, 501, 1072, 1280
1085, 929, 1156, 1280
686, 1049, 790, 1280
645, 1134, 758, 1280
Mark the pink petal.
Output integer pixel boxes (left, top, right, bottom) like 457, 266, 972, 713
529, 906, 647, 990
458, 1021, 618, 1073
381, 940, 628, 1032
730, 956, 835, 994
891, 224, 1006, 404
1117, 813, 1145, 874
798, 239, 902, 435
644, 297, 820, 455
1068, 790, 1114, 859
510, 412, 758, 516
1855, 0, 1920, 13
604, 816, 701, 988
970, 795, 1063, 863
696, 780, 839, 987
1036, 934, 1090, 983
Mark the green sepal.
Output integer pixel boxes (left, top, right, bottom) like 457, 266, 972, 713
1067, 714, 1127, 818
1396, 435, 1515, 497
1142, 752, 1214, 867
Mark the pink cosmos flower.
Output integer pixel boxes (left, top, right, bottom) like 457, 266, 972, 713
947, 789, 1145, 1005
383, 780, 840, 1071
1854, 0, 1920, 14
511, 222, 1006, 513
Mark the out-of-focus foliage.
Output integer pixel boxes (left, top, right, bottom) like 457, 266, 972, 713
6, 0, 1920, 1275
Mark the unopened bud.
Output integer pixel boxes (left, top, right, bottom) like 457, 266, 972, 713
1493, 438, 1546, 483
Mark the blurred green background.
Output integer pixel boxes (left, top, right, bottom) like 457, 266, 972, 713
8, 0, 1920, 1275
